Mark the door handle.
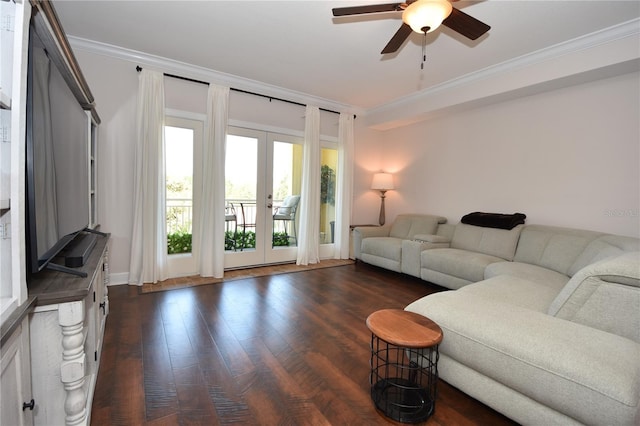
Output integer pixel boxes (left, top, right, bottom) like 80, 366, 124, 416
23, 399, 35, 411
267, 204, 273, 209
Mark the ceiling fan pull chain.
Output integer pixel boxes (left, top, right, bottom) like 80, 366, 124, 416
421, 31, 427, 70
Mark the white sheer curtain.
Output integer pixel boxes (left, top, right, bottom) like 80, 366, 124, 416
334, 113, 354, 259
196, 84, 229, 278
296, 105, 321, 265
128, 70, 167, 285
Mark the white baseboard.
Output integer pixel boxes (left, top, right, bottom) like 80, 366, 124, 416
108, 272, 129, 286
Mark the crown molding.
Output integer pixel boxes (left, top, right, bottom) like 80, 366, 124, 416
69, 18, 639, 131
401, 18, 640, 106
67, 35, 364, 118
364, 18, 640, 130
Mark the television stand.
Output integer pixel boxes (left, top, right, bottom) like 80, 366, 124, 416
28, 233, 110, 426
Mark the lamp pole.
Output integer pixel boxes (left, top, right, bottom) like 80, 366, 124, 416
378, 190, 387, 226
371, 172, 394, 226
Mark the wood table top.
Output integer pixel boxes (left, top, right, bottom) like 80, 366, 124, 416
366, 309, 443, 348
27, 233, 110, 306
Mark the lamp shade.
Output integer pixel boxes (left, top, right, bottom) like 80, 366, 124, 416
371, 173, 394, 191
402, 0, 453, 34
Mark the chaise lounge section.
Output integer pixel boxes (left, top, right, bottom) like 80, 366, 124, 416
407, 249, 640, 425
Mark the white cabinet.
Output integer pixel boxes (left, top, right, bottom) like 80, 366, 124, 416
1, 305, 35, 426
28, 236, 109, 426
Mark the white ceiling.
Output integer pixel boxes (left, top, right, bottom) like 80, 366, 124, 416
54, 1, 640, 111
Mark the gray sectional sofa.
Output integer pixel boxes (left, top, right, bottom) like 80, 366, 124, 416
353, 216, 640, 425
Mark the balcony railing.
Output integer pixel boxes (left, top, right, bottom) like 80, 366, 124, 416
166, 198, 293, 253
166, 198, 193, 234
167, 198, 285, 233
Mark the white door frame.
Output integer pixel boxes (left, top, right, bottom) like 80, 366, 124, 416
164, 113, 203, 278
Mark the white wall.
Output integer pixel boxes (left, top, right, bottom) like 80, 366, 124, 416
352, 122, 385, 226
377, 72, 640, 237
75, 52, 137, 285
74, 48, 639, 282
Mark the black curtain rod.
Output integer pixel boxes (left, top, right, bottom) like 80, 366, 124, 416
135, 66, 354, 118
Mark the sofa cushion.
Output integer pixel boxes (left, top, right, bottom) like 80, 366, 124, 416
389, 214, 446, 240
401, 240, 450, 278
405, 292, 640, 426
450, 223, 523, 261
361, 237, 403, 262
421, 248, 504, 284
484, 261, 570, 290
549, 251, 640, 343
459, 275, 565, 312
513, 225, 603, 276
352, 225, 391, 259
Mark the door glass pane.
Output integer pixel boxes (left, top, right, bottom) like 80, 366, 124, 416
226, 134, 258, 251
272, 141, 302, 247
165, 126, 193, 254
321, 148, 337, 245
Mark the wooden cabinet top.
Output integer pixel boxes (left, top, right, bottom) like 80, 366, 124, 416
27, 233, 109, 306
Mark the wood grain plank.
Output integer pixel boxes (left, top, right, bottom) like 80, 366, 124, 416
92, 263, 519, 426
140, 293, 178, 421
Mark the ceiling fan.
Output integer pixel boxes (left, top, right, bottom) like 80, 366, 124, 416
332, 0, 490, 54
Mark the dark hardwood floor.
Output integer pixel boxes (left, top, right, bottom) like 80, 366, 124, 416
91, 262, 518, 426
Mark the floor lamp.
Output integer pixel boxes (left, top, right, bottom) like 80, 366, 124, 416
371, 173, 394, 226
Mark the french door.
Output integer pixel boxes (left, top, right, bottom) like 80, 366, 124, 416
224, 127, 303, 268
162, 118, 339, 275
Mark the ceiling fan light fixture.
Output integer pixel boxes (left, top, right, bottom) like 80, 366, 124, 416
402, 0, 453, 34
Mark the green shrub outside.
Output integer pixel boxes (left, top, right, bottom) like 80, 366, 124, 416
168, 230, 292, 254
167, 231, 192, 254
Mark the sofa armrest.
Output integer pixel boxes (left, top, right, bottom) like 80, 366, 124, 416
352, 225, 390, 259
414, 233, 451, 245
548, 251, 640, 343
353, 225, 390, 239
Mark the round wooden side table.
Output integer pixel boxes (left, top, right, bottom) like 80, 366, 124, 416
366, 309, 443, 423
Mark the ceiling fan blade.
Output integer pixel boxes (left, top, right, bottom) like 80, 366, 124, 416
381, 23, 413, 54
442, 7, 490, 40
332, 3, 404, 17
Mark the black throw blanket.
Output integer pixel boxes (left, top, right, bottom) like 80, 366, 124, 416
461, 212, 526, 230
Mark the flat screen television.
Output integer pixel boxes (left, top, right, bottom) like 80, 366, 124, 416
25, 25, 92, 276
